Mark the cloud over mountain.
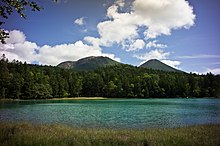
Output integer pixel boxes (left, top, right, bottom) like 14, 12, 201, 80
0, 30, 120, 65
135, 49, 170, 61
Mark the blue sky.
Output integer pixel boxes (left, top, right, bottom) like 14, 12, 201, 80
1, 0, 220, 74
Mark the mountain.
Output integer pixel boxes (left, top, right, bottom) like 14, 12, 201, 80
57, 56, 120, 71
58, 57, 183, 72
139, 59, 182, 72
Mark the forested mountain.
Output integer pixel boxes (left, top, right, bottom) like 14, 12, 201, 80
140, 59, 182, 72
57, 57, 182, 73
57, 56, 120, 71
1, 55, 220, 99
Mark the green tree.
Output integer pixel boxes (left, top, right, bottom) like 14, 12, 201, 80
57, 76, 65, 98
32, 83, 52, 99
50, 75, 59, 97
9, 72, 23, 99
0, 54, 10, 98
0, 56, 220, 99
21, 66, 34, 99
104, 81, 117, 97
68, 73, 82, 97
82, 73, 104, 97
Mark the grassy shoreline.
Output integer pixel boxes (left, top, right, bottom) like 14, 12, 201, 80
0, 97, 108, 102
49, 97, 107, 100
0, 122, 219, 146
1, 97, 219, 102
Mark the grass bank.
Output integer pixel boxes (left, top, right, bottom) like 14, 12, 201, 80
0, 97, 107, 102
0, 122, 219, 146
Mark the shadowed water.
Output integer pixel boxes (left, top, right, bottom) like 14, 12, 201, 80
0, 98, 220, 129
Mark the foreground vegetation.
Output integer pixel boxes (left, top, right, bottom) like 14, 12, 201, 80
1, 55, 220, 99
0, 122, 219, 146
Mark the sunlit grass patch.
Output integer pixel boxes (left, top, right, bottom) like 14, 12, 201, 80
0, 122, 219, 146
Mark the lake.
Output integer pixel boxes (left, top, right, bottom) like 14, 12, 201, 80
0, 98, 220, 129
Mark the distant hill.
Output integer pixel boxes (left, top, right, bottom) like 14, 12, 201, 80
58, 57, 183, 72
139, 59, 182, 72
57, 56, 121, 71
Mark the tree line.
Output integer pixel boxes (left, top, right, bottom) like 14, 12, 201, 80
0, 55, 220, 99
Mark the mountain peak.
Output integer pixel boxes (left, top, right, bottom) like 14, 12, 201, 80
139, 59, 182, 72
77, 56, 108, 61
57, 56, 120, 71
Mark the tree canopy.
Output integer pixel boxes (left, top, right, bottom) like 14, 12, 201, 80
1, 55, 220, 99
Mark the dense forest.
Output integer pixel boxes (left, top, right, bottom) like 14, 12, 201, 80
0, 55, 220, 99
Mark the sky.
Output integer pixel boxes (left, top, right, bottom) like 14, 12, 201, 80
1, 0, 220, 74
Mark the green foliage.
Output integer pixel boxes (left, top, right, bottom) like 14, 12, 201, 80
57, 56, 121, 71
0, 122, 219, 146
0, 56, 220, 99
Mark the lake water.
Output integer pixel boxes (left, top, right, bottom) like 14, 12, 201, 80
0, 98, 220, 129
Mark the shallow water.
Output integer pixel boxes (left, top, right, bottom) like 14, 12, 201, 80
0, 98, 220, 129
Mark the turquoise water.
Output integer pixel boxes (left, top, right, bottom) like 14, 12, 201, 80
0, 98, 220, 129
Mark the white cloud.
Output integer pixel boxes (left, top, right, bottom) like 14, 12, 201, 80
36, 41, 120, 65
96, 4, 138, 46
127, 39, 145, 52
36, 41, 102, 65
179, 54, 220, 59
5, 30, 26, 44
0, 30, 38, 63
84, 36, 102, 47
115, 0, 125, 7
74, 17, 85, 26
89, 0, 195, 50
134, 49, 170, 61
0, 50, 27, 62
161, 60, 181, 69
11, 42, 38, 61
0, 30, 120, 66
95, 4, 138, 47
101, 53, 121, 62
203, 68, 220, 75
146, 40, 167, 49
133, 0, 195, 38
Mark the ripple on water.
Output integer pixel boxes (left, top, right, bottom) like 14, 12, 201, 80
0, 98, 220, 129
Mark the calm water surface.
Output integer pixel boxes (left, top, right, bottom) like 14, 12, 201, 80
0, 98, 220, 129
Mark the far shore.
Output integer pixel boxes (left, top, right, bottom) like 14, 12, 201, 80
49, 97, 107, 100
0, 97, 219, 102
0, 97, 108, 101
